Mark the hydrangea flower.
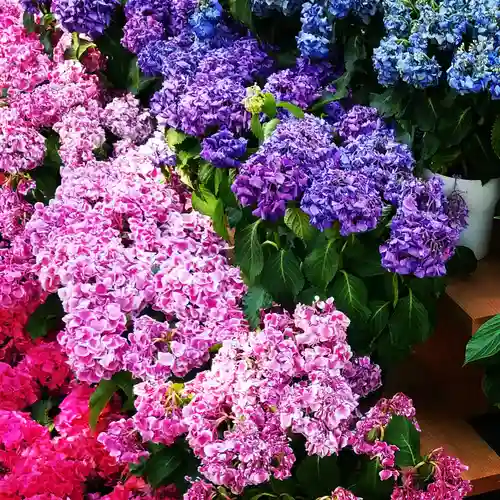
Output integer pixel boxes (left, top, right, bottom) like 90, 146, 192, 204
201, 128, 248, 168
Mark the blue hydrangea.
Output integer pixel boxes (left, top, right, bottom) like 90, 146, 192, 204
201, 129, 248, 168
447, 41, 492, 94
189, 0, 223, 40
396, 34, 441, 88
297, 2, 332, 59
382, 0, 411, 36
373, 36, 404, 86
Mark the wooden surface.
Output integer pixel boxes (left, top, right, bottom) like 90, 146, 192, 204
418, 411, 500, 496
446, 257, 500, 334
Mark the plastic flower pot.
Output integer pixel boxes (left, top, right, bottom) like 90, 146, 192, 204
424, 170, 500, 260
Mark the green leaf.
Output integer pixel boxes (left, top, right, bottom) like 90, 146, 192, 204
482, 366, 500, 405
369, 300, 391, 336
330, 271, 370, 323
296, 455, 340, 498
438, 107, 473, 147
192, 188, 219, 217
166, 128, 187, 149
23, 12, 35, 33
465, 314, 500, 364
414, 95, 438, 132
234, 221, 264, 282
212, 199, 230, 241
384, 415, 421, 467
113, 371, 135, 412
243, 285, 274, 328
354, 457, 394, 499
344, 240, 385, 277
261, 249, 304, 300
26, 294, 64, 339
369, 90, 402, 118
214, 168, 225, 196
89, 379, 117, 429
263, 118, 280, 140
145, 447, 182, 488
388, 292, 430, 345
262, 93, 277, 119
297, 286, 328, 305
303, 239, 339, 289
31, 399, 54, 428
492, 116, 500, 160
429, 148, 461, 175
284, 207, 315, 241
345, 35, 366, 73
421, 133, 440, 160
446, 245, 477, 277
229, 0, 254, 28
76, 39, 96, 59
251, 114, 264, 142
276, 101, 305, 118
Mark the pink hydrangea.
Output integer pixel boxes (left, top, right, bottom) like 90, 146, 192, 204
17, 342, 71, 392
0, 108, 46, 173
0, 362, 39, 410
101, 94, 154, 143
349, 393, 419, 481
97, 418, 149, 464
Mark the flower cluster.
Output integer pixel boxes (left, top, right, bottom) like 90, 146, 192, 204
99, 298, 383, 494
234, 104, 467, 276
373, 0, 500, 95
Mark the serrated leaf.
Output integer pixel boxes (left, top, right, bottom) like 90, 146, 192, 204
234, 221, 263, 282
414, 95, 438, 132
23, 12, 35, 33
263, 118, 280, 140
89, 379, 117, 429
251, 114, 264, 142
296, 455, 339, 498
421, 133, 440, 160
76, 40, 96, 59
345, 35, 366, 73
192, 188, 218, 217
369, 90, 402, 118
384, 415, 421, 467
145, 447, 182, 488
166, 128, 187, 149
113, 371, 135, 412
276, 101, 305, 118
31, 399, 54, 428
26, 293, 64, 339
262, 93, 277, 119
229, 0, 254, 29
439, 107, 473, 147
369, 300, 391, 336
303, 239, 339, 289
261, 249, 304, 300
465, 314, 500, 364
330, 271, 370, 323
388, 292, 430, 345
284, 207, 315, 241
492, 116, 500, 160
354, 457, 394, 499
214, 167, 225, 196
243, 285, 274, 329
198, 162, 214, 184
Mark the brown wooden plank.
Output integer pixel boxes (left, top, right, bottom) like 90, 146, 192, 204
418, 411, 500, 496
446, 257, 500, 333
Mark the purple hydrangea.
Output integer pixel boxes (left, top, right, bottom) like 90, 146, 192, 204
301, 166, 383, 235
297, 2, 332, 59
201, 129, 248, 168
52, 0, 119, 37
189, 0, 223, 40
263, 58, 334, 109
122, 15, 165, 54
334, 105, 386, 141
232, 115, 335, 219
380, 177, 468, 277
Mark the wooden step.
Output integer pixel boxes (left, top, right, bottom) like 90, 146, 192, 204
446, 256, 500, 334
418, 411, 500, 496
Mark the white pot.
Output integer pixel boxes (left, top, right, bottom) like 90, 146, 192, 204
423, 170, 500, 260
